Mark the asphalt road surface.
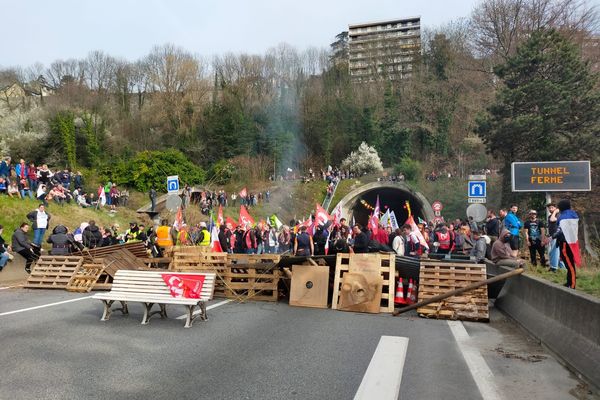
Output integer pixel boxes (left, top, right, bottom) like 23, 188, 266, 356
0, 287, 597, 400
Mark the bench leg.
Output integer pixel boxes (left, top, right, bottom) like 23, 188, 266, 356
184, 305, 196, 328
199, 302, 208, 321
101, 300, 114, 321
160, 304, 167, 319
141, 302, 155, 325
119, 301, 129, 315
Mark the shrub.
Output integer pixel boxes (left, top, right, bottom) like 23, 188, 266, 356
395, 158, 421, 182
103, 149, 206, 192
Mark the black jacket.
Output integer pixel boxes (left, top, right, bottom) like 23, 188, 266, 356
47, 225, 75, 255
353, 232, 369, 253
83, 225, 103, 249
218, 227, 231, 252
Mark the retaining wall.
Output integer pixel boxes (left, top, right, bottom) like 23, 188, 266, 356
488, 263, 600, 386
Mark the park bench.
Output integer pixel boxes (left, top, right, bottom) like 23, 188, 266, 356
93, 270, 216, 328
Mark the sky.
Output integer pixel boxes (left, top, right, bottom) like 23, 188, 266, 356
0, 0, 535, 67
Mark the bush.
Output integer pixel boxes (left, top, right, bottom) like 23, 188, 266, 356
340, 142, 384, 175
209, 159, 236, 185
103, 149, 206, 192
395, 158, 421, 182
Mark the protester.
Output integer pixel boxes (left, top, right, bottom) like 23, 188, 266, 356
502, 205, 523, 257
0, 224, 11, 271
392, 228, 405, 256
554, 199, 580, 289
83, 220, 103, 249
433, 223, 452, 254
294, 225, 313, 256
47, 225, 77, 255
524, 210, 546, 267
491, 230, 525, 268
546, 203, 562, 272
12, 223, 39, 273
218, 224, 231, 253
197, 222, 210, 248
470, 231, 487, 262
27, 204, 51, 246
402, 224, 421, 258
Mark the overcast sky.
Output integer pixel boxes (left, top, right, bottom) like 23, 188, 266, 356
0, 0, 582, 67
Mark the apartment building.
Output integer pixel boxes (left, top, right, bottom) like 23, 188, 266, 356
348, 16, 421, 82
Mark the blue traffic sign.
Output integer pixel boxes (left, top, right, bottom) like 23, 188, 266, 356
167, 175, 179, 193
468, 181, 486, 198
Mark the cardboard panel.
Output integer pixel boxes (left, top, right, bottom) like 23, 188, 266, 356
289, 265, 329, 309
338, 271, 383, 314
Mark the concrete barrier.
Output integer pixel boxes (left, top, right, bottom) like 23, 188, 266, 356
488, 263, 600, 386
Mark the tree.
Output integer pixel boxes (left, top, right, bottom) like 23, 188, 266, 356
340, 142, 384, 175
477, 28, 600, 201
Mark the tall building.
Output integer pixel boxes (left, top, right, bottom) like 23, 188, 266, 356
348, 16, 421, 82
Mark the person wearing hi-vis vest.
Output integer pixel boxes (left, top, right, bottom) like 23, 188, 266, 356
125, 222, 140, 242
198, 222, 210, 248
155, 220, 173, 248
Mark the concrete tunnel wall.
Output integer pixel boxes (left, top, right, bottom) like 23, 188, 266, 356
332, 182, 435, 227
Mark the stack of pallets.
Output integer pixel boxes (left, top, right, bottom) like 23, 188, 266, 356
417, 261, 489, 322
224, 254, 282, 302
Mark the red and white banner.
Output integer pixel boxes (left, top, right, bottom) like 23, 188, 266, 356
210, 225, 223, 252
173, 207, 184, 230
239, 187, 248, 198
405, 215, 429, 250
315, 203, 331, 226
238, 206, 255, 227
161, 274, 206, 299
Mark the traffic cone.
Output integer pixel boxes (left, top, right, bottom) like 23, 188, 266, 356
394, 278, 407, 305
406, 278, 417, 304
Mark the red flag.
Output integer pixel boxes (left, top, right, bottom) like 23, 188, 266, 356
226, 216, 236, 228
161, 274, 206, 299
210, 225, 223, 252
173, 207, 184, 230
315, 204, 331, 226
217, 205, 224, 226
374, 195, 381, 217
239, 206, 255, 227
324, 229, 332, 255
239, 187, 247, 198
369, 212, 379, 236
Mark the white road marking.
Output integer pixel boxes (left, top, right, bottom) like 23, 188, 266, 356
448, 320, 502, 400
0, 296, 93, 317
0, 284, 23, 290
354, 335, 409, 400
175, 299, 232, 319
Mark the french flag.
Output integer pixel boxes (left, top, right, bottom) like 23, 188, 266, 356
558, 209, 581, 267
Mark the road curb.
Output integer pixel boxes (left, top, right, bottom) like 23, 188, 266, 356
488, 263, 600, 387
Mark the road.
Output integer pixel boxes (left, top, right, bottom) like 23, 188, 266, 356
0, 286, 596, 400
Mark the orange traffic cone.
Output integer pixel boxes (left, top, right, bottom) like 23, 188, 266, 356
406, 278, 417, 304
394, 278, 407, 305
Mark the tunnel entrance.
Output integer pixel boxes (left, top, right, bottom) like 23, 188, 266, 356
333, 182, 435, 228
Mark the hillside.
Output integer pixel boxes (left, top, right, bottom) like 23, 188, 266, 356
0, 196, 146, 249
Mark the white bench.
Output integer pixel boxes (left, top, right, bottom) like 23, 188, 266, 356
93, 270, 216, 328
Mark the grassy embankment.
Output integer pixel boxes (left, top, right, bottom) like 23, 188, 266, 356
526, 258, 600, 298
0, 196, 142, 249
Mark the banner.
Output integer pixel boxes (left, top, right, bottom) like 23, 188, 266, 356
389, 211, 399, 230
269, 214, 283, 229
217, 205, 224, 226
173, 207, 184, 230
161, 274, 206, 299
98, 185, 106, 206
225, 216, 236, 228
238, 206, 255, 227
331, 204, 342, 227
406, 215, 429, 250
239, 187, 248, 198
315, 204, 331, 226
380, 210, 391, 228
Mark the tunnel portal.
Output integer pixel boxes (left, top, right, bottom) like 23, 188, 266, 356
333, 182, 435, 228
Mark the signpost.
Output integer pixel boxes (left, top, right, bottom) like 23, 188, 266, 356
167, 175, 180, 194
432, 201, 443, 217
511, 161, 591, 192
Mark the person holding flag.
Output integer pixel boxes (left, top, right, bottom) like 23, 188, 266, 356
554, 199, 580, 289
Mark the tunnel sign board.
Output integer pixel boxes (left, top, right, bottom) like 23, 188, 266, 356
511, 161, 591, 192
468, 181, 486, 198
167, 175, 180, 194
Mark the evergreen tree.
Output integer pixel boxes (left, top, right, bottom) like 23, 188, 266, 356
477, 29, 600, 201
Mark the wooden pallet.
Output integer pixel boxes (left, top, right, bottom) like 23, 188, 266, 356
332, 253, 396, 313
66, 261, 106, 293
170, 251, 228, 272
227, 254, 281, 265
222, 262, 281, 302
102, 249, 147, 276
25, 256, 84, 289
76, 242, 148, 259
417, 261, 489, 322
